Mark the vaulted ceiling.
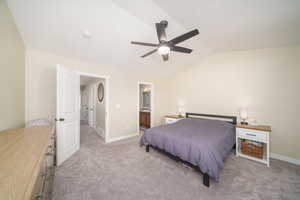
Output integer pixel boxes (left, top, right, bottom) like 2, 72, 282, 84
7, 0, 300, 76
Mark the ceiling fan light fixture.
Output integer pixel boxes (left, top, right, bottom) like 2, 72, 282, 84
158, 45, 170, 55
131, 20, 199, 61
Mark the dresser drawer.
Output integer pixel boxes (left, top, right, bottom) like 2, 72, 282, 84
46, 143, 55, 167
31, 130, 56, 200
31, 158, 47, 200
31, 152, 55, 199
236, 128, 267, 143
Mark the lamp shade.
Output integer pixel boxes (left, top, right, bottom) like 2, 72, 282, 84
239, 108, 248, 120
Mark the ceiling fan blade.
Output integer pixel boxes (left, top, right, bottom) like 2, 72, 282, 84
131, 41, 158, 47
172, 46, 193, 53
169, 29, 199, 45
162, 54, 169, 61
141, 49, 157, 58
156, 23, 167, 42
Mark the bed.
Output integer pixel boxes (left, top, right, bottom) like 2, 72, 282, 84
140, 113, 237, 187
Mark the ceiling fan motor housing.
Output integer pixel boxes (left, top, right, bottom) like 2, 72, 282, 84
159, 41, 169, 47
160, 20, 168, 28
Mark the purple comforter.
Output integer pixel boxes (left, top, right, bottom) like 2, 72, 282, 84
140, 118, 235, 181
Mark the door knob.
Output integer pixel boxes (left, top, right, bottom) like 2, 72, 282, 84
55, 118, 65, 121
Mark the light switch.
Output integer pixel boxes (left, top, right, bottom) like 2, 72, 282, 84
115, 104, 121, 109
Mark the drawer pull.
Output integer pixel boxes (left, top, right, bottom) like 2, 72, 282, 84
40, 172, 47, 177
246, 133, 256, 137
46, 152, 53, 156
48, 166, 55, 171
35, 194, 43, 200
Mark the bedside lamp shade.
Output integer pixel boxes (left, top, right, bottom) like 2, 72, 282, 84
177, 100, 185, 117
239, 108, 248, 124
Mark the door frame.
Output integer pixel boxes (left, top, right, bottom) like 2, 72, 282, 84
137, 81, 154, 133
88, 84, 96, 129
78, 71, 110, 143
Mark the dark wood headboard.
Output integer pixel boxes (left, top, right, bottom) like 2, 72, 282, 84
185, 113, 237, 125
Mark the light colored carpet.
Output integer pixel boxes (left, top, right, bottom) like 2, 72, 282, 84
52, 125, 300, 200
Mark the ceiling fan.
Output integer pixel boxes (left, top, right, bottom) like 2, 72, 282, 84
131, 20, 199, 61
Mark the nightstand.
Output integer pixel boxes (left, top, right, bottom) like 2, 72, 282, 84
236, 124, 271, 166
164, 115, 184, 124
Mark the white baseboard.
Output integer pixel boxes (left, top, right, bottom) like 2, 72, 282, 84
271, 153, 300, 166
96, 126, 105, 139
106, 133, 139, 143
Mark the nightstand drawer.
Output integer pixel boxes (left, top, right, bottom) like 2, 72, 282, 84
236, 128, 267, 143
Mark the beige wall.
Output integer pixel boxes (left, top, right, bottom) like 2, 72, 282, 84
23, 35, 300, 159
0, 0, 25, 131
155, 45, 300, 160
25, 48, 151, 141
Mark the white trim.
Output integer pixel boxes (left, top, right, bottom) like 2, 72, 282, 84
271, 153, 300, 166
137, 81, 154, 133
78, 71, 110, 79
96, 126, 105, 138
106, 133, 139, 143
77, 71, 110, 143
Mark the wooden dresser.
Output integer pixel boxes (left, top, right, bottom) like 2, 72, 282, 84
0, 126, 56, 200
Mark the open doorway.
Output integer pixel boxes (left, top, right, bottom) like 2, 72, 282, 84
80, 75, 107, 142
138, 82, 154, 134
56, 65, 110, 165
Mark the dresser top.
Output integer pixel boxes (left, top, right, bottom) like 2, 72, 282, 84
165, 115, 185, 119
236, 124, 271, 132
0, 126, 53, 200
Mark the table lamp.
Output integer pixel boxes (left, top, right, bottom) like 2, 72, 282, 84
239, 108, 248, 125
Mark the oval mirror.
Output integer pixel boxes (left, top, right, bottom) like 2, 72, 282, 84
97, 83, 104, 102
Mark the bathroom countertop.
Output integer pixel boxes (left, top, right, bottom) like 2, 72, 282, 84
140, 110, 150, 113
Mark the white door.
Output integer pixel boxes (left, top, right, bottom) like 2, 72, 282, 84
56, 65, 80, 165
80, 90, 89, 122
88, 85, 96, 128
